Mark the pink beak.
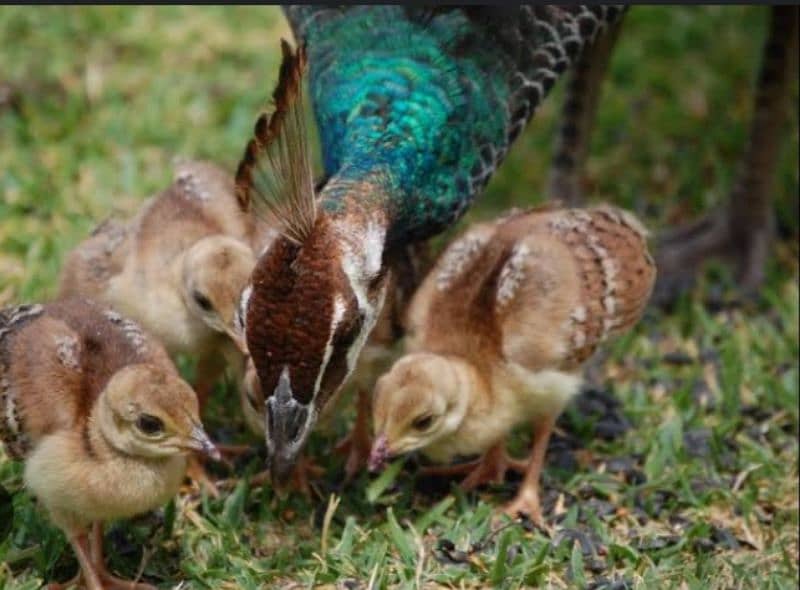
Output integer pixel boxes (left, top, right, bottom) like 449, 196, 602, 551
368, 433, 390, 472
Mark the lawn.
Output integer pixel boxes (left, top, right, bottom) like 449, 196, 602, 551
0, 6, 798, 589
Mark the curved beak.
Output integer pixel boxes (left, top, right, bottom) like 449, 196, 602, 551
188, 425, 221, 461
368, 433, 390, 472
265, 368, 316, 488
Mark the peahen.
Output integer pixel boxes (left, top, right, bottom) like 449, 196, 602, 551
235, 5, 624, 485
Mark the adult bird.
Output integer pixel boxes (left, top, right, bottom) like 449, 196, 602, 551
236, 6, 624, 485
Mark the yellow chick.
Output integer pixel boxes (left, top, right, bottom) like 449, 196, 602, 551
0, 298, 219, 590
59, 159, 272, 408
369, 205, 656, 524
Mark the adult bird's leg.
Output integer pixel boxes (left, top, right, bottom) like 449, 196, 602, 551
47, 529, 102, 590
333, 388, 374, 482
654, 6, 798, 304
88, 522, 157, 590
548, 19, 623, 206
503, 415, 556, 527
418, 441, 528, 487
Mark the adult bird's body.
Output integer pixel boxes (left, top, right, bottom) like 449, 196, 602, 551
238, 6, 623, 483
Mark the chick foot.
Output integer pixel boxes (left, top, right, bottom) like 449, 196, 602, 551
333, 389, 373, 482
419, 442, 528, 490
501, 416, 555, 528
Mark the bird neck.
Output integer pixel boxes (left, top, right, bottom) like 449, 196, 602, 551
318, 174, 393, 279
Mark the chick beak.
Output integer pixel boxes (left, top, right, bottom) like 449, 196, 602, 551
265, 368, 315, 489
189, 425, 221, 461
368, 433, 390, 472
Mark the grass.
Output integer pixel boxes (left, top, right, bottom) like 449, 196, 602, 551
1, 6, 798, 589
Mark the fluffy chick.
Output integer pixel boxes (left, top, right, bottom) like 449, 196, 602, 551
0, 298, 218, 590
369, 205, 656, 524
59, 159, 273, 407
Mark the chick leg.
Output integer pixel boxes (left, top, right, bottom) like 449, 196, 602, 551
502, 416, 556, 527
418, 441, 528, 487
88, 522, 157, 590
333, 388, 373, 482
47, 530, 102, 590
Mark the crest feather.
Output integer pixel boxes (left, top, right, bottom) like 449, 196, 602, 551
235, 39, 316, 244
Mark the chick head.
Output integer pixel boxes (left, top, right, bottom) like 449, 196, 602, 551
101, 363, 219, 460
369, 352, 468, 470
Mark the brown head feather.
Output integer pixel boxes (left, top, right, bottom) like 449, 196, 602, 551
235, 39, 316, 244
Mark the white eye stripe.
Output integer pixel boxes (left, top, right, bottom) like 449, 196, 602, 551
312, 295, 347, 398
235, 284, 253, 339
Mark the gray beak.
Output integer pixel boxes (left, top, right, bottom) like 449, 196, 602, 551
264, 368, 316, 488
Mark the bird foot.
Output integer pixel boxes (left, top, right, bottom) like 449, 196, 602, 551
653, 209, 770, 306
502, 485, 544, 528
419, 446, 528, 491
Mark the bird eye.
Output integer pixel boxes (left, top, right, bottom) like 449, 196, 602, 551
193, 290, 213, 312
412, 414, 434, 431
136, 414, 164, 436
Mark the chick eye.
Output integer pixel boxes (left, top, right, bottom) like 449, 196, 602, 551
136, 414, 164, 435
412, 414, 434, 431
192, 291, 213, 312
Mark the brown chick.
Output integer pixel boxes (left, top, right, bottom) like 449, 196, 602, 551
369, 205, 656, 525
0, 298, 219, 590
59, 159, 273, 408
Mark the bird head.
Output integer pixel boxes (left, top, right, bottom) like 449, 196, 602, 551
369, 352, 469, 471
181, 235, 254, 354
100, 363, 220, 461
233, 39, 393, 485
243, 215, 389, 485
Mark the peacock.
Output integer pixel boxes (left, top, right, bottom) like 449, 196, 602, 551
235, 5, 625, 485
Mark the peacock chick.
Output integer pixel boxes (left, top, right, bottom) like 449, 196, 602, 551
59, 159, 267, 409
368, 205, 656, 524
0, 298, 219, 590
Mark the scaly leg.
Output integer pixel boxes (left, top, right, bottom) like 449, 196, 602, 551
48, 529, 102, 590
548, 19, 623, 206
89, 522, 157, 590
419, 441, 528, 489
654, 7, 798, 304
333, 388, 373, 482
503, 416, 556, 527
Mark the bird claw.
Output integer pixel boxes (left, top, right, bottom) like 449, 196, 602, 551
502, 491, 545, 529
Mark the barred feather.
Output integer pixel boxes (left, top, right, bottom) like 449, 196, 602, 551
236, 39, 316, 245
